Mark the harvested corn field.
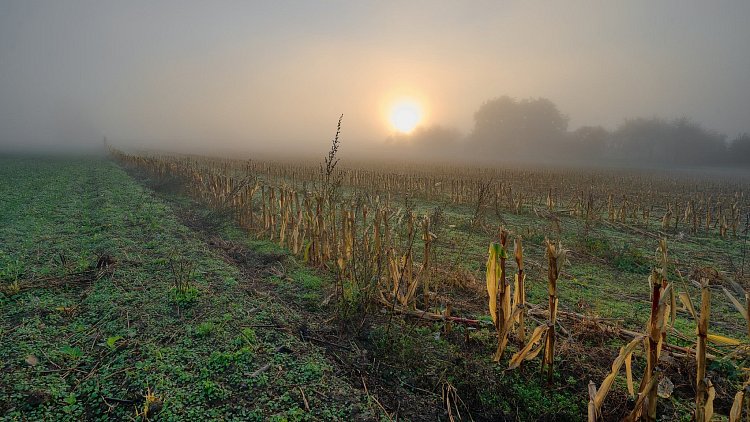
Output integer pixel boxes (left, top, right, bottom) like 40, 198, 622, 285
3, 2, 750, 421
3, 147, 750, 421
68, 148, 750, 419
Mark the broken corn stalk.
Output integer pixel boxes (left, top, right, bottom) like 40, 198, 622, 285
696, 278, 710, 422
486, 242, 501, 327
588, 335, 645, 421
543, 240, 566, 383
513, 237, 526, 343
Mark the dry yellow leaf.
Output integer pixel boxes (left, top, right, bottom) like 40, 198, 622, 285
723, 287, 749, 322
729, 390, 744, 422
508, 325, 547, 370
625, 351, 634, 398
593, 335, 643, 409
704, 380, 715, 421
486, 243, 500, 325
678, 291, 696, 320
707, 333, 741, 346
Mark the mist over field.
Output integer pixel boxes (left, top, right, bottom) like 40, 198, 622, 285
5, 3, 750, 421
1, 0, 749, 167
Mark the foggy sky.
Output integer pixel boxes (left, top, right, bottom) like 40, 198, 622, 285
1, 1, 749, 155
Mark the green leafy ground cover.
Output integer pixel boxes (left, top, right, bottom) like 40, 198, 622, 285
0, 157, 374, 421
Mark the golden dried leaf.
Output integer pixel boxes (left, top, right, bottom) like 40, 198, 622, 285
503, 283, 511, 323
669, 287, 676, 331
729, 390, 744, 422
593, 335, 643, 409
514, 237, 524, 271
704, 380, 715, 421
656, 336, 664, 360
486, 243, 500, 325
493, 306, 525, 362
623, 374, 659, 422
707, 333, 741, 346
524, 340, 547, 362
657, 284, 673, 307
508, 325, 547, 370
55, 306, 73, 313
678, 291, 696, 320
512, 274, 526, 324
625, 350, 634, 398
723, 287, 749, 322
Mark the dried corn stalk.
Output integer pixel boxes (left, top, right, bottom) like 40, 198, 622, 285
499, 230, 511, 333
729, 381, 750, 422
623, 373, 660, 422
512, 237, 526, 342
486, 242, 501, 327
696, 278, 710, 422
639, 267, 672, 422
486, 230, 513, 361
543, 240, 566, 383
656, 239, 675, 335
724, 286, 750, 422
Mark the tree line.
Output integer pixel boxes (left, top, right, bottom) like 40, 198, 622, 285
392, 95, 750, 167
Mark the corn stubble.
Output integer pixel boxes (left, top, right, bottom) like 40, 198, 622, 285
109, 140, 750, 421
490, 236, 567, 387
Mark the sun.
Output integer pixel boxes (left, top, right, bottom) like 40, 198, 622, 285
389, 100, 422, 133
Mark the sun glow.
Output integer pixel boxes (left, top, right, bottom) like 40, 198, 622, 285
389, 100, 423, 133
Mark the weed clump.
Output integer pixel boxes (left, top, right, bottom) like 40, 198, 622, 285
169, 258, 199, 305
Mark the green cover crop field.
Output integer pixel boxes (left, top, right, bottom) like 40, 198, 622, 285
0, 158, 374, 421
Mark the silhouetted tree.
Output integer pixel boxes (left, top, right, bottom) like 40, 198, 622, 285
729, 133, 750, 165
671, 117, 727, 164
468, 96, 568, 159
568, 125, 609, 158
381, 94, 742, 167
610, 117, 727, 166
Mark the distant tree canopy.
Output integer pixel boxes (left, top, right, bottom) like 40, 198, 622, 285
386, 94, 748, 167
729, 133, 750, 165
567, 125, 608, 157
609, 117, 727, 165
468, 96, 568, 159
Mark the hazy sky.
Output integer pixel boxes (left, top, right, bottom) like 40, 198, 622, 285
1, 1, 749, 154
